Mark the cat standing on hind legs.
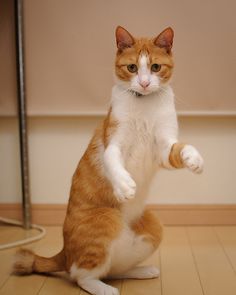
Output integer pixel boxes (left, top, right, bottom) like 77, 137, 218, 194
13, 26, 204, 295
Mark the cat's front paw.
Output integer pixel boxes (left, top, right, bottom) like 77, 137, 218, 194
181, 145, 204, 174
112, 171, 136, 202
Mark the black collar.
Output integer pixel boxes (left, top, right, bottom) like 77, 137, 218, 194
129, 90, 143, 97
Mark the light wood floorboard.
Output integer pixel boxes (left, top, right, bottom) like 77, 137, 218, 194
1, 225, 236, 295
187, 226, 236, 295
38, 275, 80, 295
160, 227, 203, 295
214, 226, 236, 273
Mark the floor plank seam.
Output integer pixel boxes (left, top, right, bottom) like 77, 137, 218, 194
0, 274, 10, 291
185, 226, 205, 295
213, 226, 236, 276
119, 279, 124, 295
159, 247, 163, 295
36, 275, 48, 295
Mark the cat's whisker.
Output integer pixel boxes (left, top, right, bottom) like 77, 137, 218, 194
159, 86, 189, 108
174, 96, 185, 105
113, 87, 134, 99
158, 86, 169, 94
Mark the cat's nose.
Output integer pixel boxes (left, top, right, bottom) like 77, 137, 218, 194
139, 80, 150, 89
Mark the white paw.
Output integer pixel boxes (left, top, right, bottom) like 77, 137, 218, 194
181, 145, 204, 174
127, 265, 160, 280
112, 170, 136, 202
134, 266, 160, 279
79, 279, 119, 295
101, 285, 120, 295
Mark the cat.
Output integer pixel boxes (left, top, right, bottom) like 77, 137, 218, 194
13, 26, 204, 295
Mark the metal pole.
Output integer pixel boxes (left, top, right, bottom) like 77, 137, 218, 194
14, 0, 32, 229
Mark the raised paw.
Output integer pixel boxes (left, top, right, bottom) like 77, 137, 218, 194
112, 170, 136, 202
181, 145, 204, 174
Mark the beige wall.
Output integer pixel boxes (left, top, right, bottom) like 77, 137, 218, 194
1, 0, 236, 116
1, 116, 236, 205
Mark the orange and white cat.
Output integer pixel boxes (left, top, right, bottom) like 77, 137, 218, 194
13, 26, 203, 295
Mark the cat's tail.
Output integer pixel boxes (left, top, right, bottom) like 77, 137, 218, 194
12, 248, 65, 275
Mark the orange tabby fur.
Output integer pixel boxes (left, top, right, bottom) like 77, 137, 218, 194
169, 142, 186, 168
131, 210, 162, 248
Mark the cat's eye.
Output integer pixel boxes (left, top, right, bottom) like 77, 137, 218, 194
151, 64, 161, 72
127, 64, 138, 73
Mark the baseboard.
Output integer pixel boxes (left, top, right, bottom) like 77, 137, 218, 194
0, 203, 236, 225
0, 204, 66, 226
148, 204, 236, 225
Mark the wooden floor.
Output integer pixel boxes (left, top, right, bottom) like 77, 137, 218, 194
0, 225, 236, 295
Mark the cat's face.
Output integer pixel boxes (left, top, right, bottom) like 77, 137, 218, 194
115, 27, 174, 96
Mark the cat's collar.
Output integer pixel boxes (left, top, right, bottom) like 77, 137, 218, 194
129, 90, 143, 97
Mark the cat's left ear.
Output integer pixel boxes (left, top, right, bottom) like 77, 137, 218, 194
116, 26, 135, 50
154, 27, 174, 54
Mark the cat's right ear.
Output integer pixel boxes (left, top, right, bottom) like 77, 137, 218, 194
116, 26, 135, 50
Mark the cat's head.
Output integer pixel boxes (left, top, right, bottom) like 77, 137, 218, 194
115, 26, 174, 96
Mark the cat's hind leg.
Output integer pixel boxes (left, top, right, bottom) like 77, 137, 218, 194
70, 264, 119, 295
109, 209, 163, 279
66, 208, 123, 295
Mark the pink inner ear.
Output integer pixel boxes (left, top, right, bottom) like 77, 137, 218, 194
116, 26, 134, 49
154, 27, 174, 53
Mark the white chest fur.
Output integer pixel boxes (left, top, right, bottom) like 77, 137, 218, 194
111, 85, 176, 180
108, 85, 178, 221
